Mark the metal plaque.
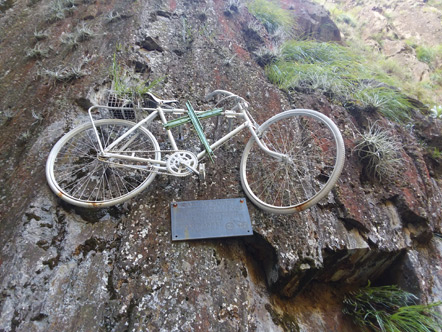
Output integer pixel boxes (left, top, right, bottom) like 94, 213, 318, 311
171, 198, 253, 241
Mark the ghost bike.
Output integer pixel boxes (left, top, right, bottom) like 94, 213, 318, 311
46, 90, 345, 214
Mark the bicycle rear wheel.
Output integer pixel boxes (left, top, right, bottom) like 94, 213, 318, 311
240, 110, 345, 214
46, 119, 160, 208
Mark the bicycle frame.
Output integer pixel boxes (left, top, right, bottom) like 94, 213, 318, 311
47, 89, 345, 211
87, 91, 285, 175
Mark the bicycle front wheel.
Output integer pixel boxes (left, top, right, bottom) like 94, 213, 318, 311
46, 119, 161, 208
240, 110, 345, 214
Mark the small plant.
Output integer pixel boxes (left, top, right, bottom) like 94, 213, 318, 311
415, 43, 442, 70
1, 109, 14, 122
253, 45, 280, 67
110, 53, 162, 104
430, 105, 442, 119
343, 283, 442, 332
247, 19, 262, 33
60, 32, 79, 49
105, 10, 121, 23
430, 147, 442, 159
223, 54, 237, 66
39, 63, 87, 83
247, 0, 296, 35
354, 123, 403, 180
20, 130, 32, 141
353, 86, 412, 123
47, 0, 76, 22
336, 13, 357, 27
430, 68, 442, 86
60, 22, 95, 49
74, 22, 95, 41
34, 29, 49, 41
416, 45, 435, 65
370, 32, 386, 48
25, 44, 50, 59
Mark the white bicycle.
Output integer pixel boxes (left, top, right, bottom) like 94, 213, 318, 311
46, 90, 345, 214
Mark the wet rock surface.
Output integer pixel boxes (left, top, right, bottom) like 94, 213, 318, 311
0, 0, 441, 331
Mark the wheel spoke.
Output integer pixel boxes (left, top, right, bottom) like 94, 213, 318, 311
48, 120, 160, 206
241, 110, 344, 213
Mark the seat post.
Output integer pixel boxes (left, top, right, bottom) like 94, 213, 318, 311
158, 107, 179, 151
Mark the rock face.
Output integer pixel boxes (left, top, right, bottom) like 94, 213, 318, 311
280, 0, 341, 42
0, 0, 441, 331
330, 0, 442, 102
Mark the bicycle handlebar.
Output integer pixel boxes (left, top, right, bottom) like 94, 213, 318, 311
204, 90, 235, 100
205, 90, 248, 109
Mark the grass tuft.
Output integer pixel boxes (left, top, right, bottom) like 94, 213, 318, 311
60, 22, 95, 50
25, 44, 50, 59
110, 53, 163, 105
343, 283, 442, 332
34, 29, 49, 41
354, 123, 403, 180
247, 0, 296, 35
38, 57, 89, 83
39, 66, 86, 82
416, 45, 435, 66
353, 86, 412, 123
254, 45, 281, 67
47, 0, 76, 22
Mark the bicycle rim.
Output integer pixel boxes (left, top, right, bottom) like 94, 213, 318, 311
240, 109, 345, 214
46, 119, 160, 208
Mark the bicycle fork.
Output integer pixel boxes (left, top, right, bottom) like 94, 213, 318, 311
239, 105, 288, 162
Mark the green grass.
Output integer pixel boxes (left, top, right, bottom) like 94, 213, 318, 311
416, 45, 435, 65
343, 283, 442, 332
267, 40, 362, 94
310, 0, 442, 108
280, 40, 359, 65
353, 86, 412, 123
266, 40, 413, 122
431, 68, 442, 86
430, 147, 442, 159
110, 53, 163, 103
247, 0, 296, 35
415, 44, 442, 70
266, 61, 353, 95
252, 2, 441, 119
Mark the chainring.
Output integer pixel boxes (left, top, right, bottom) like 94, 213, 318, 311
166, 151, 198, 177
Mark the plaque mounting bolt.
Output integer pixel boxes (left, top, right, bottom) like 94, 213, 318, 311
172, 203, 178, 208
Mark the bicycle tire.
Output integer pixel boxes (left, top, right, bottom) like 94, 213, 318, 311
240, 109, 345, 214
46, 119, 161, 208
